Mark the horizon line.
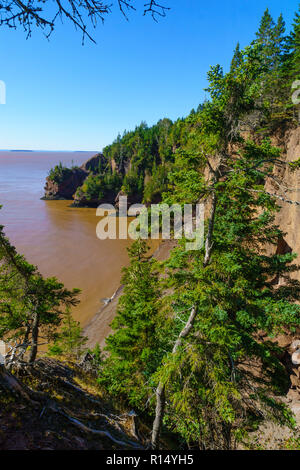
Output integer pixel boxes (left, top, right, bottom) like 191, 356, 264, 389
0, 149, 99, 153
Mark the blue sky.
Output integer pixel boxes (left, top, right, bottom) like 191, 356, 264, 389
0, 0, 299, 151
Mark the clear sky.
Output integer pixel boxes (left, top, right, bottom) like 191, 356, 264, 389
0, 0, 299, 151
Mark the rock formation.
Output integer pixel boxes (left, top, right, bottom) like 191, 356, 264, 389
114, 190, 142, 210
43, 167, 87, 200
267, 126, 300, 278
43, 153, 105, 201
72, 188, 116, 208
80, 153, 106, 173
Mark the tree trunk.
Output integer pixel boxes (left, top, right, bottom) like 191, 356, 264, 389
28, 312, 39, 364
151, 383, 166, 449
151, 162, 220, 449
151, 306, 197, 449
0, 364, 31, 400
18, 324, 31, 362
203, 190, 217, 267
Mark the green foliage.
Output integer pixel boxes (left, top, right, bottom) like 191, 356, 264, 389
97, 240, 166, 407
285, 5, 300, 84
121, 170, 144, 197
79, 171, 122, 201
152, 140, 300, 448
0, 209, 80, 362
48, 162, 73, 184
97, 138, 300, 448
143, 163, 169, 203
88, 343, 103, 369
48, 308, 87, 358
284, 436, 300, 450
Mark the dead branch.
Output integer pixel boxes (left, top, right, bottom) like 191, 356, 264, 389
0, 0, 170, 41
47, 402, 143, 448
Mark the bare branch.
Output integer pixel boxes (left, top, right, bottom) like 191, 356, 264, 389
0, 0, 170, 41
143, 1, 169, 22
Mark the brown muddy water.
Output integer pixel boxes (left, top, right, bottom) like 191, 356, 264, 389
0, 151, 135, 327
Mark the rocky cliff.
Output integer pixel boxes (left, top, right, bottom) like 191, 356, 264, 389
263, 126, 300, 407
268, 126, 300, 275
43, 167, 87, 200
43, 153, 104, 201
72, 188, 117, 208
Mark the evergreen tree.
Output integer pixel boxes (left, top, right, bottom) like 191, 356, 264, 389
273, 13, 286, 58
0, 210, 80, 364
255, 10, 286, 69
288, 5, 300, 82
48, 308, 88, 358
98, 240, 165, 407
230, 42, 243, 73
252, 10, 288, 120
150, 139, 300, 449
255, 8, 276, 65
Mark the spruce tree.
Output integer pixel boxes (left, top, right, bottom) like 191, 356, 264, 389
98, 240, 165, 407
230, 42, 243, 74
289, 5, 300, 82
256, 8, 275, 63
0, 210, 80, 364
151, 140, 300, 449
48, 308, 87, 358
253, 10, 288, 120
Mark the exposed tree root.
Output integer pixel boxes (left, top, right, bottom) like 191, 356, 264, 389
0, 359, 144, 450
52, 406, 143, 448
0, 364, 40, 404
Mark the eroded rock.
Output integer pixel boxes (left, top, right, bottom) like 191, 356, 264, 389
290, 340, 300, 352
43, 167, 87, 200
291, 349, 300, 365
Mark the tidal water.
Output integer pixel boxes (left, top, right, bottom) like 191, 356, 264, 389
0, 151, 133, 326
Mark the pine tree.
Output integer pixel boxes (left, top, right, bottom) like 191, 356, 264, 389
48, 308, 87, 358
256, 8, 276, 66
230, 42, 243, 74
253, 10, 288, 120
288, 5, 300, 82
151, 140, 300, 449
0, 210, 80, 364
98, 240, 165, 407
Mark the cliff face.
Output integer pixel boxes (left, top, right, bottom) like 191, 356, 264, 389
43, 153, 104, 201
43, 152, 138, 207
73, 188, 117, 208
43, 168, 87, 200
267, 126, 300, 277
80, 153, 106, 173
